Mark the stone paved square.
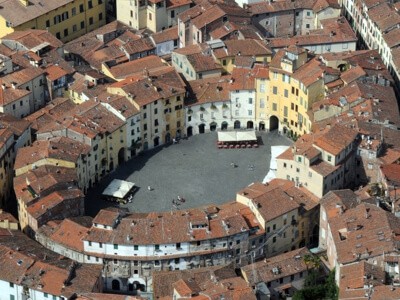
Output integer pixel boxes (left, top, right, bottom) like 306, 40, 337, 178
85, 131, 292, 216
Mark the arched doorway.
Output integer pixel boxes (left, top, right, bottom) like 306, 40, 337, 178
187, 126, 193, 137
221, 121, 228, 130
247, 121, 253, 129
198, 124, 205, 134
269, 116, 279, 131
118, 147, 125, 165
259, 121, 265, 131
165, 132, 171, 143
234, 120, 240, 129
153, 136, 160, 147
210, 122, 217, 131
338, 63, 347, 72
112, 279, 120, 290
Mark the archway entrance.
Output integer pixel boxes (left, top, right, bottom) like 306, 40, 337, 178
153, 136, 160, 147
234, 120, 240, 129
112, 279, 120, 290
210, 122, 217, 131
198, 124, 205, 134
165, 132, 171, 144
247, 121, 254, 129
221, 121, 228, 130
118, 147, 125, 165
269, 116, 279, 131
187, 126, 193, 137
259, 121, 265, 131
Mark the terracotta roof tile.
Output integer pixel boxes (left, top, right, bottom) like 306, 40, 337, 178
151, 26, 179, 44
242, 247, 311, 285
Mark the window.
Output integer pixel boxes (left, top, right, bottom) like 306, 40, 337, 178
89, 17, 93, 25
284, 89, 288, 98
306, 23, 310, 29
98, 0, 103, 4
154, 108, 158, 114
272, 103, 277, 111
176, 243, 181, 249
46, 20, 50, 27
88, 0, 93, 8
9, 282, 14, 288
248, 110, 252, 116
155, 244, 160, 250
248, 98, 253, 104
154, 119, 159, 126
171, 10, 175, 18
99, 242, 102, 248
273, 237, 276, 243
10, 296, 15, 300
134, 245, 139, 250
80, 4, 84, 12
273, 224, 276, 230
61, 11, 69, 21
327, 155, 332, 162
143, 112, 147, 119
114, 244, 118, 249
272, 86, 278, 95
143, 124, 147, 131
73, 24, 77, 32
149, 12, 152, 20
64, 28, 68, 37
72, 7, 76, 15
260, 99, 265, 108
88, 241, 92, 246
130, 10, 133, 17
99, 13, 103, 21
283, 106, 288, 117
81, 21, 85, 29
260, 83, 265, 93
44, 293, 48, 298
306, 11, 311, 16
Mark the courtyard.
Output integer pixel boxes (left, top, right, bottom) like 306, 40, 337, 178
85, 131, 292, 216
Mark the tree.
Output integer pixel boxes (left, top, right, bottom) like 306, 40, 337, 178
292, 269, 338, 300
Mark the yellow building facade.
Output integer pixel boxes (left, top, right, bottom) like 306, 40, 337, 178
0, 0, 106, 43
267, 47, 324, 136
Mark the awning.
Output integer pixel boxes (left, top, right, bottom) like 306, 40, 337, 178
217, 131, 257, 142
102, 179, 135, 199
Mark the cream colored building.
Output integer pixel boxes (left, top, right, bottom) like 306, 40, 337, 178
117, 0, 192, 33
236, 179, 319, 257
0, 0, 106, 43
107, 66, 186, 149
276, 125, 358, 198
